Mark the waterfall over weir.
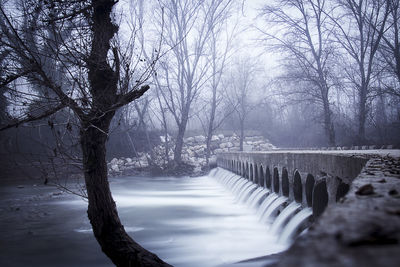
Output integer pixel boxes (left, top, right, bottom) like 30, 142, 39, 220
210, 167, 313, 246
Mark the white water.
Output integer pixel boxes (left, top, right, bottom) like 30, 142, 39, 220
212, 168, 314, 247
232, 179, 248, 195
1, 169, 294, 267
245, 187, 264, 206
270, 202, 301, 234
260, 196, 288, 223
236, 182, 254, 201
256, 193, 279, 218
238, 184, 258, 203
279, 208, 313, 245
249, 190, 269, 209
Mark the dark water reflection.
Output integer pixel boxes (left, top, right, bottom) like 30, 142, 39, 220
0, 175, 286, 267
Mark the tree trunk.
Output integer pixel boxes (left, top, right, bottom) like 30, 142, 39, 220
173, 123, 186, 164
173, 114, 188, 164
239, 119, 244, 151
82, 2, 171, 265
205, 87, 217, 166
80, 117, 171, 267
205, 130, 212, 166
358, 86, 368, 145
323, 100, 335, 146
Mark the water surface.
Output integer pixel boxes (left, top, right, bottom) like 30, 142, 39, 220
0, 175, 286, 266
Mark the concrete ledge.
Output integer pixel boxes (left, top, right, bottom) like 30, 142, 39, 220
276, 155, 400, 267
217, 150, 397, 214
216, 150, 400, 266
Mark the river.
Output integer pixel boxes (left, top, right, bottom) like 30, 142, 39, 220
0, 174, 287, 267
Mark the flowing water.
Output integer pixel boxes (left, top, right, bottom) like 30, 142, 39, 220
278, 208, 313, 244
260, 196, 288, 223
0, 172, 286, 267
270, 202, 301, 234
0, 167, 313, 267
212, 168, 313, 247
256, 193, 279, 218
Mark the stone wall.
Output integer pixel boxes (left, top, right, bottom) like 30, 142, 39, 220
217, 150, 400, 266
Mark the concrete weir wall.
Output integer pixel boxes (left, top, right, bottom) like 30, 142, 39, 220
217, 150, 400, 267
217, 151, 368, 217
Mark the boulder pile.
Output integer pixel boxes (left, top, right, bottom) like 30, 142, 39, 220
107, 133, 276, 176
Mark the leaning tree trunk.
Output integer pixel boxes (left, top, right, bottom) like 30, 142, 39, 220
81, 1, 171, 265
80, 117, 171, 267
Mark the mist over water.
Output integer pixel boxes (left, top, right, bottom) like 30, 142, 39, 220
0, 174, 287, 267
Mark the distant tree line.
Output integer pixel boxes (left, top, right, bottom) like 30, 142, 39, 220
256, 0, 400, 147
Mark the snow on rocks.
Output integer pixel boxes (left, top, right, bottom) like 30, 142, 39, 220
108, 134, 275, 176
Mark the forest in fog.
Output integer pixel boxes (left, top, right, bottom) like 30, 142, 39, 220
0, 1, 399, 266
0, 0, 400, 173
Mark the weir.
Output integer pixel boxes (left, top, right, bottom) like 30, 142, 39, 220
215, 150, 377, 218
209, 167, 312, 245
212, 149, 400, 266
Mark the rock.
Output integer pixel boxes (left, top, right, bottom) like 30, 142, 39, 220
193, 166, 202, 173
111, 164, 120, 172
110, 158, 118, 165
228, 136, 237, 142
194, 147, 205, 156
185, 137, 195, 143
355, 184, 375, 195
243, 144, 252, 151
211, 135, 219, 141
222, 137, 230, 142
126, 158, 132, 163
139, 160, 148, 167
219, 143, 227, 148
187, 149, 195, 157
214, 148, 223, 154
194, 135, 206, 143
218, 134, 224, 139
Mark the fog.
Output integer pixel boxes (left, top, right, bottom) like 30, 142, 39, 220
0, 0, 399, 266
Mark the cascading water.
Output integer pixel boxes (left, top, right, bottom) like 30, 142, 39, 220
238, 184, 258, 203
279, 208, 313, 244
236, 182, 254, 201
245, 187, 264, 205
249, 190, 269, 208
232, 179, 248, 195
256, 193, 279, 217
260, 196, 288, 223
211, 167, 315, 247
270, 202, 301, 234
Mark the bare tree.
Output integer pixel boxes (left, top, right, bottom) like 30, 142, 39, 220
258, 0, 338, 146
224, 57, 259, 151
0, 1, 170, 266
376, 0, 400, 97
330, 0, 389, 144
157, 0, 233, 165
203, 0, 236, 165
